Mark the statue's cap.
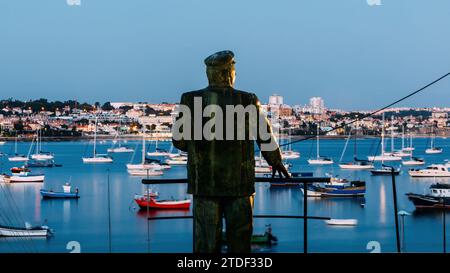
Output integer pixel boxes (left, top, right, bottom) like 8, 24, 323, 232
204, 50, 235, 67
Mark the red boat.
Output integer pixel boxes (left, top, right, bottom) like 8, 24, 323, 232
11, 167, 30, 174
134, 196, 191, 210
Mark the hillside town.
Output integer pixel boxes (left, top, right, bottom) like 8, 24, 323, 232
0, 95, 449, 140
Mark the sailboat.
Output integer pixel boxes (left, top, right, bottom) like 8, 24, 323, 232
307, 125, 333, 165
402, 131, 415, 152
31, 129, 54, 160
82, 117, 113, 163
425, 125, 443, 154
126, 133, 168, 173
339, 121, 374, 170
391, 123, 411, 157
147, 140, 171, 157
368, 113, 402, 161
107, 121, 134, 153
281, 128, 300, 159
8, 136, 29, 162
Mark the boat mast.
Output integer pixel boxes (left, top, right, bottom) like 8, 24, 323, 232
401, 124, 405, 151
391, 115, 394, 152
93, 116, 98, 158
316, 124, 320, 159
354, 117, 358, 159
141, 130, 146, 165
430, 126, 434, 149
381, 113, 385, 156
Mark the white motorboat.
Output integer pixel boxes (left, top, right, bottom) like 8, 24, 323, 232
325, 219, 358, 226
107, 146, 134, 153
0, 141, 5, 145
0, 223, 51, 237
82, 154, 113, 163
308, 125, 334, 165
8, 172, 45, 183
82, 116, 114, 163
127, 169, 163, 176
402, 157, 425, 166
409, 164, 450, 177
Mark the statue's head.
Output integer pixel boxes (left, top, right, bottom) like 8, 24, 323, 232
204, 50, 235, 87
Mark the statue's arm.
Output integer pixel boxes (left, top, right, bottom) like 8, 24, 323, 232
253, 94, 290, 178
252, 94, 283, 166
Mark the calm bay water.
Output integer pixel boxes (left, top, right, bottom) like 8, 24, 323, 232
0, 137, 449, 253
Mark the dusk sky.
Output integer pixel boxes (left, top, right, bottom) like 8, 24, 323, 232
1, 0, 449, 110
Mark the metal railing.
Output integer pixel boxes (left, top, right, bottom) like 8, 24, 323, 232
141, 176, 332, 253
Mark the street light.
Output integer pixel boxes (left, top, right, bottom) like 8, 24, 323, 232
398, 210, 411, 253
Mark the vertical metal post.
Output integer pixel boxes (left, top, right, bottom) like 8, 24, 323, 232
146, 181, 150, 253
442, 198, 446, 253
107, 168, 112, 253
400, 214, 405, 252
303, 182, 308, 253
391, 167, 401, 253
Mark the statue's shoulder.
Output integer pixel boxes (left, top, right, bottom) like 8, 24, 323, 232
232, 89, 258, 103
181, 88, 206, 98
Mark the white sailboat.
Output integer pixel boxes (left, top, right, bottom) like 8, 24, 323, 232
402, 131, 415, 152
391, 124, 412, 157
82, 117, 113, 163
339, 121, 374, 170
368, 113, 401, 161
127, 133, 168, 171
8, 137, 29, 162
281, 128, 300, 159
147, 140, 171, 157
425, 126, 442, 154
165, 154, 188, 165
107, 121, 134, 153
30, 129, 54, 161
308, 125, 333, 165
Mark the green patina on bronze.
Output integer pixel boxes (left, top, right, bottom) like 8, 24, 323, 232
172, 50, 288, 252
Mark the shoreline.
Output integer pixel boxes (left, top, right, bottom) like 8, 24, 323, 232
0, 134, 448, 142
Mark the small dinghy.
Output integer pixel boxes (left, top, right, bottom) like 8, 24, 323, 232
222, 225, 278, 245
371, 165, 400, 176
0, 223, 52, 237
325, 219, 358, 226
40, 183, 79, 199
134, 196, 191, 210
301, 181, 365, 197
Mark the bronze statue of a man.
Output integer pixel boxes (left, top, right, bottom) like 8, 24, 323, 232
172, 50, 289, 253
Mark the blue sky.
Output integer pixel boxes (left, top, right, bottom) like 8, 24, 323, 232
1, 0, 449, 110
